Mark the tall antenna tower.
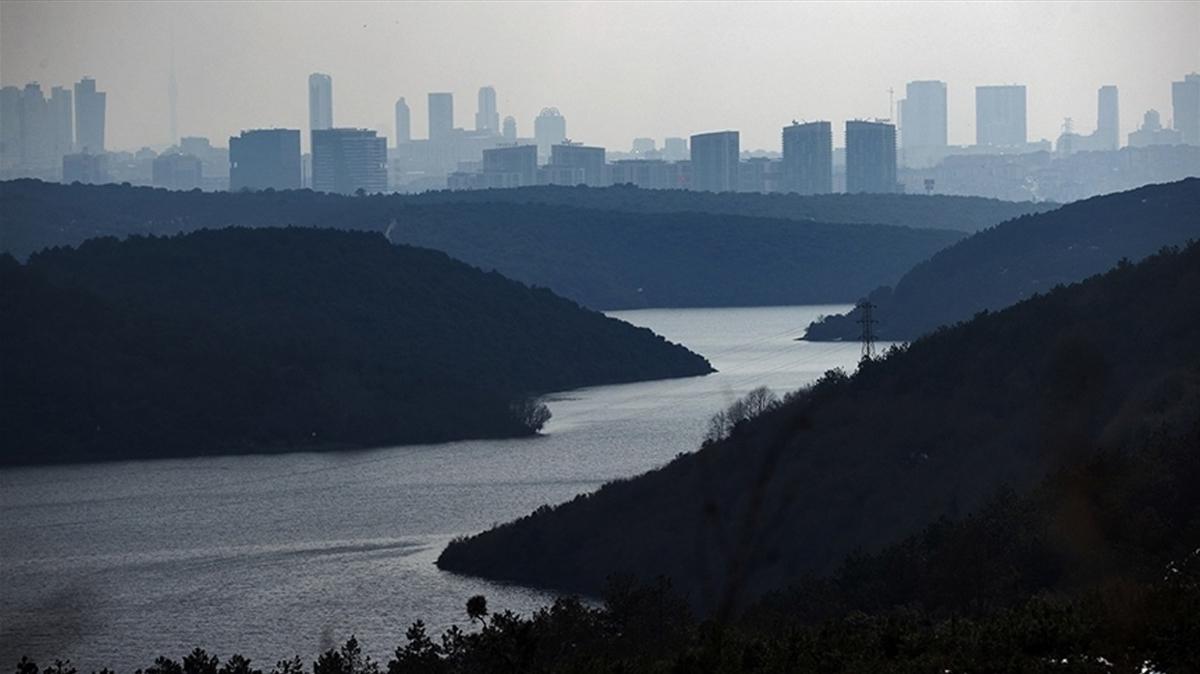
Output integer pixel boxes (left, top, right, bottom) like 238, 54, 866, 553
857, 301, 877, 360
887, 87, 895, 121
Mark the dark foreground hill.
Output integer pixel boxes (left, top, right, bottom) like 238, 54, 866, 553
437, 242, 1200, 613
806, 178, 1200, 341
24, 250, 1198, 672
2, 181, 1031, 308
0, 227, 711, 466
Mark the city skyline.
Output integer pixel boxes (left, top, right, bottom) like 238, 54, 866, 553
2, 1, 1197, 152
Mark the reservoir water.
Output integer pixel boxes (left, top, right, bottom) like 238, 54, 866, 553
1, 305, 866, 669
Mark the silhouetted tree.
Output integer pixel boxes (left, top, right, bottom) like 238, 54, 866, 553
466, 595, 488, 624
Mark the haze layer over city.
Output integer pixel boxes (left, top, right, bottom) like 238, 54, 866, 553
3, 1, 1200, 672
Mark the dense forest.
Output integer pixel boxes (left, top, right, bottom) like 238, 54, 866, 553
384, 202, 961, 308
1, 181, 1042, 308
0, 180, 1048, 260
437, 242, 1200, 618
14, 394, 1199, 670
806, 177, 1200, 341
0, 227, 711, 465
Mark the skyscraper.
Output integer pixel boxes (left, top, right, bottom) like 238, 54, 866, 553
901, 80, 947, 149
689, 130, 739, 193
476, 86, 499, 134
394, 97, 411, 144
308, 73, 333, 134
229, 129, 302, 191
1172, 73, 1200, 145
845, 120, 897, 194
0, 87, 21, 167
975, 85, 1026, 147
49, 86, 73, 161
74, 77, 106, 153
502, 116, 517, 142
534, 108, 566, 160
19, 83, 52, 168
428, 92, 454, 141
1097, 85, 1119, 151
311, 128, 387, 195
781, 121, 832, 195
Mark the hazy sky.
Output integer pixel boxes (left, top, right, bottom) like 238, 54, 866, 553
2, 1, 1197, 152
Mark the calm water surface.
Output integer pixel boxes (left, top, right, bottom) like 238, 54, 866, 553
1, 305, 865, 669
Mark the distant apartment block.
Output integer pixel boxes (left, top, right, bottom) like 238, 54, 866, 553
62, 151, 108, 184
74, 77, 106, 153
482, 144, 537, 187
549, 143, 606, 186
690, 130, 739, 192
311, 128, 387, 195
976, 85, 1027, 147
534, 108, 566, 160
781, 121, 832, 194
1173, 73, 1200, 145
229, 129, 302, 191
152, 153, 203, 190
428, 92, 454, 141
845, 120, 898, 194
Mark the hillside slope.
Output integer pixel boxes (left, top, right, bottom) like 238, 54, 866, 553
437, 242, 1200, 611
806, 178, 1200, 341
0, 228, 712, 465
384, 203, 962, 308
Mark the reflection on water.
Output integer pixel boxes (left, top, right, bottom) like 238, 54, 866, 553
0, 304, 863, 669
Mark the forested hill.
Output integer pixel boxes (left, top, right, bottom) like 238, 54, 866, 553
384, 203, 961, 308
437, 241, 1200, 610
391, 184, 1055, 232
0, 180, 1049, 261
0, 180, 968, 309
0, 227, 712, 466
806, 177, 1200, 341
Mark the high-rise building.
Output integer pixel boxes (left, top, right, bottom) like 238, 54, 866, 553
152, 153, 203, 190
74, 77, 106, 153
394, 97, 411, 144
18, 83, 51, 167
689, 130, 739, 192
550, 143, 606, 187
901, 80, 947, 150
662, 137, 688, 161
229, 129, 302, 191
476, 86, 499, 134
311, 128, 387, 195
482, 144, 537, 187
308, 73, 333, 134
502, 116, 517, 142
49, 86, 73, 161
781, 121, 832, 195
845, 120, 897, 194
428, 92, 454, 141
534, 108, 566, 160
975, 85, 1026, 147
1172, 73, 1200, 145
1097, 85, 1119, 151
0, 86, 20, 167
